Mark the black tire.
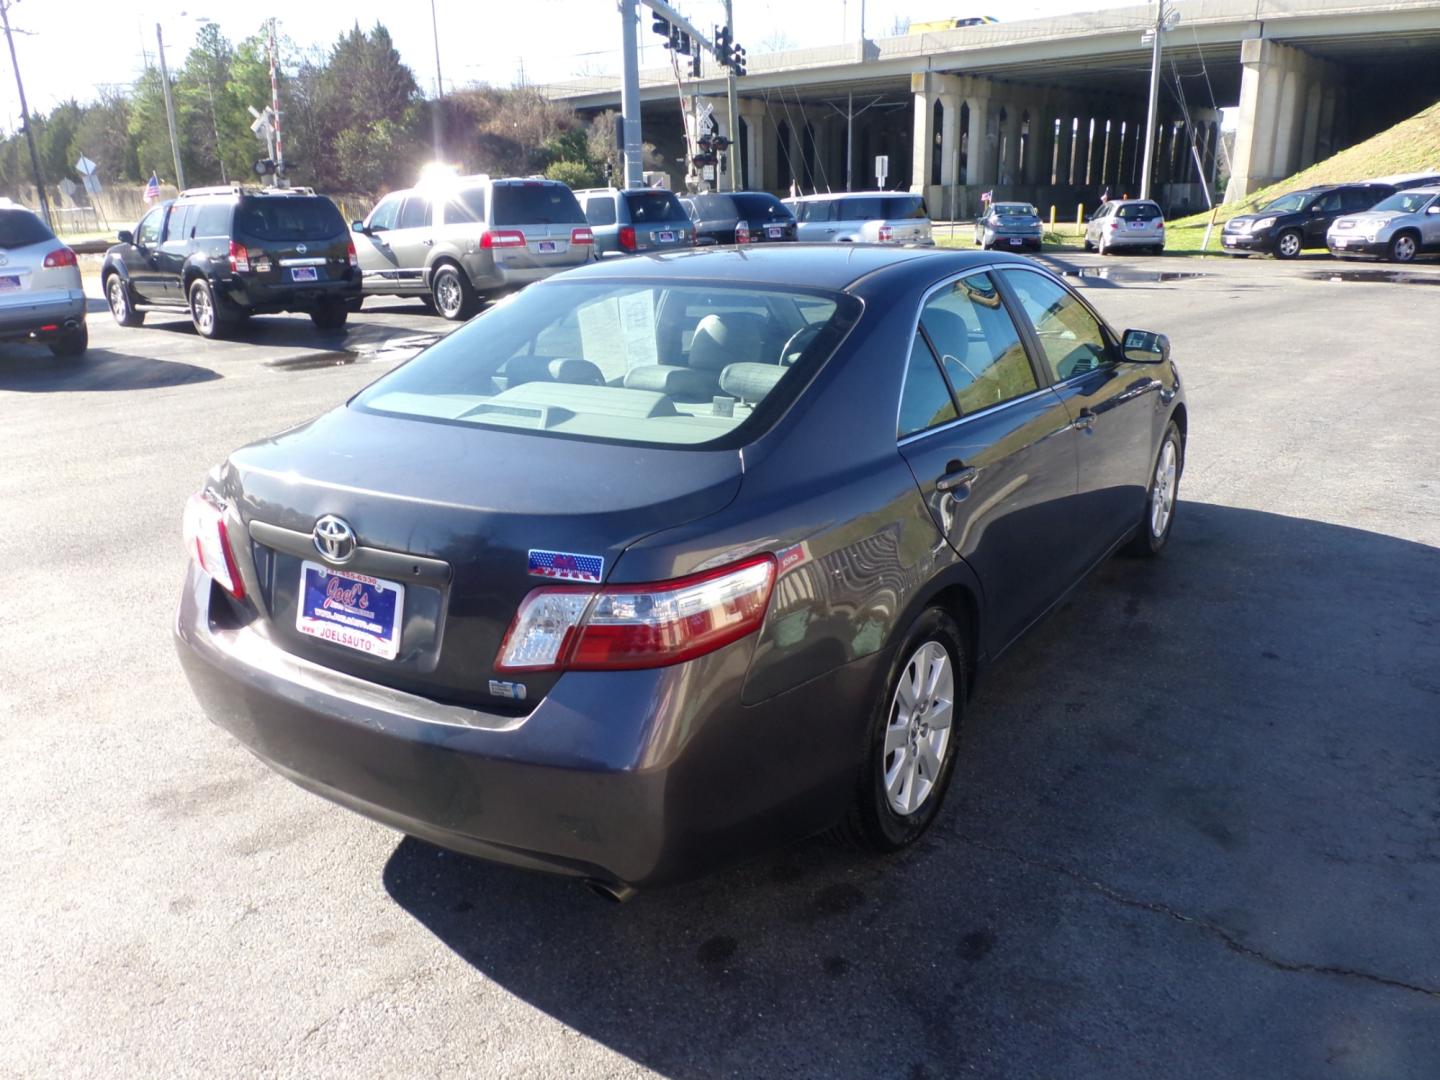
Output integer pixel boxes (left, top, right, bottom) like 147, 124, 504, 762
188, 278, 232, 340
48, 322, 88, 358
345, 296, 365, 313
429, 263, 475, 321
834, 608, 966, 853
310, 302, 349, 331
1274, 229, 1303, 260
104, 274, 144, 327
1387, 231, 1419, 264
1123, 420, 1184, 557
1083, 238, 1094, 252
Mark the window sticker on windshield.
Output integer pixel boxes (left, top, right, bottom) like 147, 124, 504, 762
528, 549, 604, 583
576, 290, 658, 375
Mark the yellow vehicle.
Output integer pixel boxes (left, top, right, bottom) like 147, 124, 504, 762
911, 16, 998, 32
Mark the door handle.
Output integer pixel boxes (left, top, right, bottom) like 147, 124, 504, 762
422, 238, 434, 246
1072, 409, 1097, 432
935, 464, 978, 494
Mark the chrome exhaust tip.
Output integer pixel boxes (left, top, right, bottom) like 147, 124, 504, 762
583, 878, 637, 903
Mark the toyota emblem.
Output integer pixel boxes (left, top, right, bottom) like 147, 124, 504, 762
312, 515, 357, 563
296, 243, 307, 255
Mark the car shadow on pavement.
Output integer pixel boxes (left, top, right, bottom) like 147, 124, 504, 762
0, 346, 220, 392
382, 502, 1440, 1079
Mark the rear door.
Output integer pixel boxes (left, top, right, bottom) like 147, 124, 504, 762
491, 182, 587, 270
895, 270, 1084, 650
999, 266, 1160, 559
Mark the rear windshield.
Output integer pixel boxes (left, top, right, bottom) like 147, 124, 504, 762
235, 197, 346, 240
0, 208, 54, 248
623, 191, 689, 224
1116, 202, 1162, 220
492, 184, 585, 226
689, 194, 739, 219
993, 203, 1037, 217
731, 193, 793, 223
354, 280, 861, 448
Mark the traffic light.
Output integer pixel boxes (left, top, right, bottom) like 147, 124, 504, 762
713, 24, 732, 66
651, 13, 670, 38
671, 28, 691, 55
731, 44, 747, 76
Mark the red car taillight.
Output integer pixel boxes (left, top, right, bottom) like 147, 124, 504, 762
617, 226, 637, 251
1108, 220, 1121, 230
571, 227, 594, 246
878, 225, 894, 242
495, 555, 776, 673
734, 221, 751, 244
347, 238, 358, 267
43, 247, 77, 268
480, 229, 526, 249
228, 240, 251, 273
182, 492, 245, 599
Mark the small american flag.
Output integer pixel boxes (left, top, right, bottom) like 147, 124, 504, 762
980, 190, 993, 205
143, 172, 161, 203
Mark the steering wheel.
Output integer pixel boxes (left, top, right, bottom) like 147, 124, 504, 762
780, 324, 823, 366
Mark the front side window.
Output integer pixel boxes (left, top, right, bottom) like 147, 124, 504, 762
397, 196, 432, 230
354, 281, 860, 448
920, 272, 1038, 414
136, 207, 165, 246
1001, 269, 1111, 382
368, 194, 402, 231
1312, 191, 1342, 213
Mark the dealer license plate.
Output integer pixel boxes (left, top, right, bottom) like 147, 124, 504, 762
289, 266, 318, 282
0, 275, 20, 290
1333, 238, 1347, 248
766, 226, 783, 239
1009, 237, 1023, 246
1223, 236, 1237, 246
656, 230, 676, 243
536, 240, 558, 253
1130, 220, 1149, 229
296, 560, 405, 660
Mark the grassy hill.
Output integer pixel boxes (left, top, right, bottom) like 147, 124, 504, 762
1167, 98, 1440, 252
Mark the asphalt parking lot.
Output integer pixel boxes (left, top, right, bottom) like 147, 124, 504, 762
3, 255, 1438, 1079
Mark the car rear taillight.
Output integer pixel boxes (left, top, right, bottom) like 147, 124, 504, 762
228, 240, 251, 273
182, 492, 245, 599
43, 247, 77, 268
1157, 220, 1165, 229
347, 238, 358, 267
1108, 220, 1121, 230
878, 225, 894, 242
734, 221, 751, 244
480, 229, 526, 249
617, 226, 637, 251
570, 227, 594, 246
495, 555, 776, 673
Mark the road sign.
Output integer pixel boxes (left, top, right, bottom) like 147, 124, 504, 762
57, 177, 77, 198
74, 155, 97, 176
875, 155, 889, 187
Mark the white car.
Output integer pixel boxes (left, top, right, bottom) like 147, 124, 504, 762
783, 192, 933, 245
0, 199, 87, 357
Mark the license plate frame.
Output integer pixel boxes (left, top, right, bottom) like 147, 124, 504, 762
536, 240, 558, 253
296, 560, 405, 660
289, 266, 318, 283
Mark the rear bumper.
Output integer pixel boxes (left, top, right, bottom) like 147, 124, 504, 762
466, 257, 587, 293
1101, 230, 1163, 248
174, 566, 880, 889
0, 290, 86, 339
219, 274, 361, 312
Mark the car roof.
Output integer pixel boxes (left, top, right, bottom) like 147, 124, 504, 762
787, 191, 917, 201
1371, 172, 1440, 184
540, 243, 1025, 292
1107, 198, 1159, 205
1397, 184, 1440, 195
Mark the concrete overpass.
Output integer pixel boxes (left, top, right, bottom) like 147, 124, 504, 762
545, 0, 1440, 216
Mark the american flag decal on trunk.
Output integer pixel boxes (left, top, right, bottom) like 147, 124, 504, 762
527, 549, 604, 583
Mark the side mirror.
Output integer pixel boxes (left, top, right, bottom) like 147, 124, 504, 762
351, 221, 368, 234
1427, 205, 1440, 215
117, 230, 134, 245
1122, 329, 1170, 364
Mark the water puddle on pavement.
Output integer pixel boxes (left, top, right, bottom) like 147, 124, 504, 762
1060, 268, 1208, 283
1306, 269, 1440, 286
265, 332, 443, 372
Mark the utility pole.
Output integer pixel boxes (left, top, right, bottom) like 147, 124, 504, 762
0, 0, 51, 226
619, 0, 643, 188
723, 0, 739, 188
430, 0, 444, 158
267, 19, 285, 184
156, 24, 186, 190
1139, 0, 1174, 201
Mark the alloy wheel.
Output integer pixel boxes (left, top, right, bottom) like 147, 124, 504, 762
1277, 232, 1301, 258
1151, 437, 1178, 537
191, 285, 213, 334
1392, 235, 1417, 262
882, 640, 955, 816
108, 278, 128, 322
435, 273, 462, 318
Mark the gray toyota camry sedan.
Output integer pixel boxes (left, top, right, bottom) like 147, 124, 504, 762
176, 245, 1187, 898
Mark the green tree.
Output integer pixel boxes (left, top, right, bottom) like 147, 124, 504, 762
544, 159, 600, 188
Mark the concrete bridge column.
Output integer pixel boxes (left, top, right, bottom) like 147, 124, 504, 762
1226, 38, 1320, 202
938, 93, 962, 188
968, 97, 997, 187
1104, 118, 1124, 189
999, 105, 1022, 187
911, 73, 938, 197
738, 99, 771, 193
1055, 115, 1074, 186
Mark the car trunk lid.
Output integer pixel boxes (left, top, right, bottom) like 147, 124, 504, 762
222, 406, 742, 709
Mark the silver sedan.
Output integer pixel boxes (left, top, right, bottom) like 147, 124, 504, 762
975, 202, 1043, 251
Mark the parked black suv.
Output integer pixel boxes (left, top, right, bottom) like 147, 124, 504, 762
101, 186, 360, 338
1220, 182, 1394, 259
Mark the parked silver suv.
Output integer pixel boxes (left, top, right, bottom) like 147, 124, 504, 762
352, 175, 593, 319
784, 192, 933, 245
1327, 185, 1440, 262
0, 199, 87, 357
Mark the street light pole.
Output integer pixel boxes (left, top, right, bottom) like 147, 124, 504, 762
1138, 0, 1166, 201
430, 0, 444, 158
0, 0, 53, 226
156, 24, 186, 190
723, 0, 739, 189
618, 0, 643, 189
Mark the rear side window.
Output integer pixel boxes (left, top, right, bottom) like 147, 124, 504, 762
584, 196, 617, 227
1116, 202, 1161, 220
396, 196, 432, 230
446, 188, 486, 224
236, 197, 347, 240
921, 273, 1037, 414
731, 194, 793, 223
0, 208, 54, 248
882, 196, 928, 220
1001, 269, 1111, 382
1341, 187, 1382, 212
624, 191, 688, 224
898, 334, 958, 437
354, 281, 860, 448
194, 203, 231, 237
492, 184, 585, 226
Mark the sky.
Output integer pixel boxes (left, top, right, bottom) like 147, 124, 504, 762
0, 0, 1144, 124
